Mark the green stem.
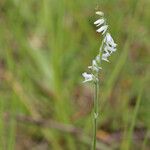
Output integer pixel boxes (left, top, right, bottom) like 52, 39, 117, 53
92, 81, 99, 150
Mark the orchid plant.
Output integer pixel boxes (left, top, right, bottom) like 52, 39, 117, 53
82, 11, 117, 150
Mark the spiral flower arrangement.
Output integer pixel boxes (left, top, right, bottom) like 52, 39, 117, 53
82, 11, 117, 150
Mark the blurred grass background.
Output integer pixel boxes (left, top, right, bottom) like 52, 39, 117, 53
0, 0, 149, 150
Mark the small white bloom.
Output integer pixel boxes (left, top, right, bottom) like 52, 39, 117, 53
102, 52, 110, 62
92, 60, 100, 69
82, 72, 94, 83
105, 33, 117, 47
96, 25, 108, 35
94, 19, 105, 27
95, 11, 104, 16
105, 45, 116, 53
88, 66, 99, 72
88, 60, 102, 72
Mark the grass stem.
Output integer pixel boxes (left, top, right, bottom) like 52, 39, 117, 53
92, 81, 99, 150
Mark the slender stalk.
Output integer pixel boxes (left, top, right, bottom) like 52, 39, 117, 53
92, 39, 103, 150
92, 79, 99, 150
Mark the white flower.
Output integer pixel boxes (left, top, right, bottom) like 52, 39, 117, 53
105, 33, 117, 47
96, 11, 104, 16
96, 25, 108, 35
102, 52, 110, 62
94, 19, 105, 27
88, 60, 102, 72
82, 72, 94, 83
104, 44, 116, 53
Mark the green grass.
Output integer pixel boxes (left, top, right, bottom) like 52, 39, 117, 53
0, 0, 149, 149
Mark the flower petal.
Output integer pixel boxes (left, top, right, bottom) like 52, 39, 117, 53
82, 72, 93, 83
102, 52, 110, 62
105, 33, 117, 47
96, 11, 104, 16
88, 60, 102, 72
105, 45, 116, 53
96, 25, 108, 34
94, 19, 105, 26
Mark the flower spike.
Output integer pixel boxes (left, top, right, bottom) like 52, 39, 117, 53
82, 11, 117, 80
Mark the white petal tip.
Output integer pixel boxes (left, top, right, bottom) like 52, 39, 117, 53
96, 25, 108, 34
96, 11, 104, 16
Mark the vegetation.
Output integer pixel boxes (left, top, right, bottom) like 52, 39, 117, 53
0, 0, 149, 150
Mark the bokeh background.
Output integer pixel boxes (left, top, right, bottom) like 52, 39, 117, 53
0, 0, 149, 150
